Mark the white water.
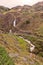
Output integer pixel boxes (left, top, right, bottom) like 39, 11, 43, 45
19, 36, 35, 52
9, 29, 12, 33
13, 19, 16, 27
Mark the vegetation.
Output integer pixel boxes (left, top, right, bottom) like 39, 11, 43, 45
26, 20, 30, 24
0, 33, 43, 65
22, 35, 43, 57
0, 46, 14, 65
0, 1, 43, 65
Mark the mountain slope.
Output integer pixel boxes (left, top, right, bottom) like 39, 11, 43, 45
0, 6, 10, 13
0, 2, 43, 34
0, 33, 43, 65
0, 1, 43, 65
33, 2, 43, 11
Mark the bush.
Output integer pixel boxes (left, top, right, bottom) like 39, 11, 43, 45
26, 20, 30, 24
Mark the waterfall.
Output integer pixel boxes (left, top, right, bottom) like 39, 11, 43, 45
9, 19, 16, 33
13, 19, 16, 27
9, 29, 12, 33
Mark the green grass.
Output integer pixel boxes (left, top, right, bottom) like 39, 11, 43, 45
0, 46, 14, 65
22, 35, 43, 57
0, 33, 43, 65
14, 35, 29, 51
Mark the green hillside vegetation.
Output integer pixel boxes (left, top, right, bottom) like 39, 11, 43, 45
0, 33, 43, 65
0, 1, 43, 65
0, 46, 14, 65
22, 34, 43, 57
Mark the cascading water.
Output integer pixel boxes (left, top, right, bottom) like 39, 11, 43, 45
13, 19, 16, 27
9, 29, 12, 33
19, 36, 35, 52
9, 19, 16, 33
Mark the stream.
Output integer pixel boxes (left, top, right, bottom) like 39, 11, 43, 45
19, 36, 35, 52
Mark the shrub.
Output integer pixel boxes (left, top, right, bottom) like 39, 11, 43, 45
26, 20, 30, 24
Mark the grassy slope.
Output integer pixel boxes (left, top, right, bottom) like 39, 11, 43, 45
0, 46, 14, 65
0, 33, 43, 65
22, 34, 43, 57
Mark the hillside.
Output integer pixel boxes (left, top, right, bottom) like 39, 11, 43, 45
0, 2, 43, 34
0, 46, 14, 65
33, 2, 43, 11
0, 1, 43, 65
0, 33, 43, 65
0, 6, 10, 13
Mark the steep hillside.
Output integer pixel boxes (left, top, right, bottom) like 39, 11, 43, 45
33, 2, 43, 11
0, 6, 10, 13
0, 46, 14, 65
0, 33, 43, 65
0, 2, 43, 34
0, 1, 43, 65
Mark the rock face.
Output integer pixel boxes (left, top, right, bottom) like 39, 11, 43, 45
0, 13, 14, 32
12, 5, 31, 12
0, 2, 43, 33
33, 2, 43, 11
